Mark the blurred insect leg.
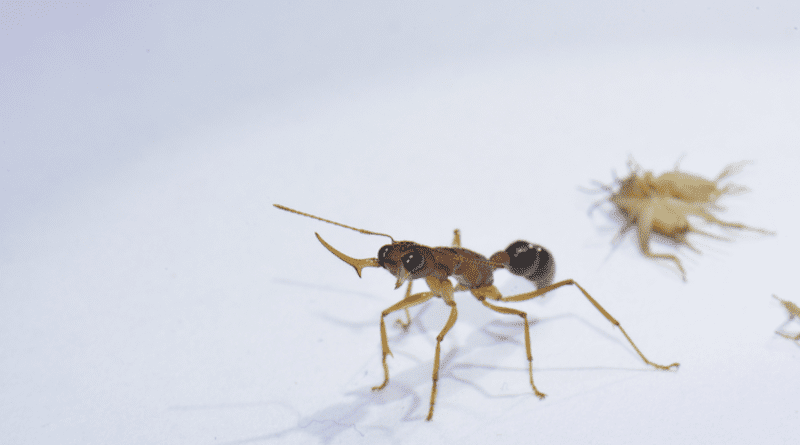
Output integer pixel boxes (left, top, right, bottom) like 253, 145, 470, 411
426, 302, 458, 421
593, 179, 614, 192
480, 300, 547, 399
776, 330, 800, 341
373, 290, 436, 391
637, 207, 687, 280
719, 183, 749, 197
774, 318, 799, 340
774, 306, 800, 339
714, 161, 751, 182
394, 281, 414, 330
673, 153, 686, 171
681, 238, 701, 254
689, 226, 731, 242
500, 279, 680, 370
695, 209, 776, 235
773, 294, 800, 319
775, 319, 792, 332
452, 229, 462, 248
677, 226, 717, 255
627, 155, 641, 173
579, 180, 613, 201
612, 220, 635, 245
774, 312, 800, 340
587, 198, 603, 216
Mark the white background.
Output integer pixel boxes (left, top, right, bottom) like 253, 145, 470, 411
1, 1, 799, 444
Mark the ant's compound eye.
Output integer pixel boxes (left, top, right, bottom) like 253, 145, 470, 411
377, 245, 394, 268
401, 250, 425, 273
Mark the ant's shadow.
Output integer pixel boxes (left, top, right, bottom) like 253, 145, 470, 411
224, 298, 649, 444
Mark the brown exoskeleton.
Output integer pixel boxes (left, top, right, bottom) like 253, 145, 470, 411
274, 204, 679, 421
773, 295, 800, 342
589, 157, 774, 280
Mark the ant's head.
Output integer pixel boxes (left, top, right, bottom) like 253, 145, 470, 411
377, 242, 435, 288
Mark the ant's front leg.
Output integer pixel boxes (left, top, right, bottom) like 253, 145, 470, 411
373, 290, 436, 391
394, 281, 414, 330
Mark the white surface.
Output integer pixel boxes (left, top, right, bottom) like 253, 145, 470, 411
1, 1, 799, 444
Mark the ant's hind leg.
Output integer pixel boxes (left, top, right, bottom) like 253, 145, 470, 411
500, 280, 680, 371
480, 299, 547, 399
374, 291, 436, 391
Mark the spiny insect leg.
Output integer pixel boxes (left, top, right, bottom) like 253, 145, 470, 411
695, 210, 776, 236
688, 226, 731, 243
612, 220, 636, 245
714, 160, 751, 182
776, 330, 800, 341
636, 208, 687, 280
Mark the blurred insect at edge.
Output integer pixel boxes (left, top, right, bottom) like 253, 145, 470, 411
274, 204, 679, 421
773, 295, 800, 342
586, 157, 775, 280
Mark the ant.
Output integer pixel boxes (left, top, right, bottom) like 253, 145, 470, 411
274, 204, 679, 421
773, 295, 800, 342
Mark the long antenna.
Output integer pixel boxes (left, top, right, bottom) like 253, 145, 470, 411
274, 204, 395, 243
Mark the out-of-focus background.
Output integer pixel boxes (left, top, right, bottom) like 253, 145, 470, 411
1, 1, 798, 444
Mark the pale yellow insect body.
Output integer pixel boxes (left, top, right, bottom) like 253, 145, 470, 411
593, 158, 773, 280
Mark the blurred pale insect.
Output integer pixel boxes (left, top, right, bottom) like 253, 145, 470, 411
274, 204, 679, 421
772, 295, 800, 342
588, 157, 774, 280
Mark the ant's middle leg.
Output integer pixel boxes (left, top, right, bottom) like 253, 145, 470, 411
501, 279, 680, 371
